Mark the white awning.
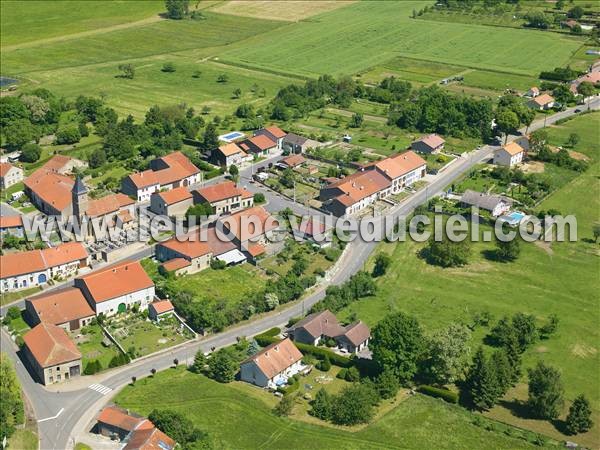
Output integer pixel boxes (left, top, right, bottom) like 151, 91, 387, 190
216, 249, 247, 265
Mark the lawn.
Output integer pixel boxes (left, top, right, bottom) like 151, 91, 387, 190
115, 367, 541, 449
260, 241, 337, 278
174, 264, 268, 306
106, 313, 193, 358
7, 428, 38, 450
358, 57, 466, 86
543, 112, 600, 161
210, 0, 355, 22
460, 70, 539, 94
72, 324, 121, 370
220, 1, 584, 78
0, 286, 42, 307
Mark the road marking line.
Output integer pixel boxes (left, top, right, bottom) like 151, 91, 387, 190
37, 407, 64, 423
88, 383, 113, 395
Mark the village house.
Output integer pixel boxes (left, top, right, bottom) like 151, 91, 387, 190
527, 93, 555, 110
411, 133, 445, 154
121, 151, 201, 202
192, 181, 254, 216
282, 133, 320, 154
25, 287, 95, 332
460, 190, 513, 217
95, 406, 176, 449
569, 71, 600, 97
0, 162, 23, 189
240, 338, 304, 388
526, 87, 540, 98
278, 153, 306, 169
493, 141, 525, 167
149, 186, 193, 217
253, 125, 287, 151
148, 299, 174, 321
217, 205, 279, 260
74, 260, 155, 316
320, 150, 426, 217
238, 135, 277, 157
212, 142, 252, 168
0, 242, 89, 293
288, 310, 371, 354
22, 322, 82, 385
0, 215, 24, 237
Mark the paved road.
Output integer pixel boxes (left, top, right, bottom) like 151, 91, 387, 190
3, 100, 598, 450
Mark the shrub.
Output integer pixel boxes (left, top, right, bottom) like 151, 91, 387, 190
317, 356, 332, 371
56, 127, 81, 145
345, 366, 360, 382
162, 62, 176, 73
295, 342, 353, 368
417, 385, 458, 403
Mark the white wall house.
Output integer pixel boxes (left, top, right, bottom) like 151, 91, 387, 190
494, 142, 524, 167
240, 338, 304, 389
0, 162, 24, 189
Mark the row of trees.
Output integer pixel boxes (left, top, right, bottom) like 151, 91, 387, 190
0, 354, 25, 442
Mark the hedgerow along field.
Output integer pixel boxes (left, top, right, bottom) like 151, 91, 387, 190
116, 367, 541, 449
337, 113, 600, 448
218, 0, 585, 78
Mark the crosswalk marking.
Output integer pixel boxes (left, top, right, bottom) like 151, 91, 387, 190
88, 383, 113, 395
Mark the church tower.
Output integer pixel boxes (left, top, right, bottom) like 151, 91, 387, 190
72, 175, 88, 218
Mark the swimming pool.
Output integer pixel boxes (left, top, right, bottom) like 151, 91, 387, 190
500, 211, 526, 226
218, 131, 245, 142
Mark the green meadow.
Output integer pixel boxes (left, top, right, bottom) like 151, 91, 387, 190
116, 367, 540, 449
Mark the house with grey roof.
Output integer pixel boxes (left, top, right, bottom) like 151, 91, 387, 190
460, 190, 512, 217
282, 133, 320, 154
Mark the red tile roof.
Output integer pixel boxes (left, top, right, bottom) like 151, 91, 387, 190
194, 181, 249, 204
23, 322, 81, 368
264, 126, 286, 139
329, 170, 391, 204
218, 206, 279, 242
160, 257, 191, 272
249, 135, 276, 151
501, 142, 524, 156
97, 406, 148, 432
24, 172, 74, 212
280, 154, 306, 168
87, 193, 135, 217
247, 243, 265, 257
218, 143, 244, 157
414, 133, 445, 150
156, 187, 192, 205
383, 150, 427, 178
76, 260, 154, 303
27, 287, 94, 326
126, 152, 199, 189
0, 215, 23, 229
242, 338, 302, 379
158, 235, 212, 259
124, 427, 176, 450
149, 299, 174, 315
290, 310, 345, 339
530, 93, 555, 106
0, 162, 20, 178
0, 242, 88, 279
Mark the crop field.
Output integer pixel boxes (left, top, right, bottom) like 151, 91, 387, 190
359, 57, 466, 86
460, 70, 539, 93
116, 367, 540, 449
0, 0, 163, 48
220, 1, 584, 78
210, 0, 355, 22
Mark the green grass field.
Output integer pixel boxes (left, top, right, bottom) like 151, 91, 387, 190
115, 367, 540, 449
0, 0, 163, 48
220, 1, 584, 78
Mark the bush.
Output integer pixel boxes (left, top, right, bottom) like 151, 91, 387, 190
417, 385, 458, 403
56, 127, 81, 145
295, 342, 353, 368
345, 366, 360, 382
20, 143, 41, 163
336, 368, 348, 379
278, 381, 300, 395
317, 356, 332, 371
162, 62, 176, 73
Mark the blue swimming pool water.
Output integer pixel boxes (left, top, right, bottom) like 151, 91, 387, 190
508, 211, 525, 221
222, 131, 244, 140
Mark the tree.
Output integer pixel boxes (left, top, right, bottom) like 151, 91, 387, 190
375, 369, 400, 399
162, 62, 176, 73
512, 313, 538, 352
425, 235, 471, 268
503, 327, 522, 384
229, 164, 239, 182
191, 350, 206, 373
330, 383, 379, 426
371, 312, 425, 383
495, 237, 520, 261
232, 88, 242, 99
235, 103, 254, 118
372, 253, 391, 277
5, 119, 36, 151
317, 355, 331, 371
56, 127, 81, 145
310, 388, 333, 420
165, 0, 189, 19
0, 355, 25, 442
148, 409, 207, 446
349, 113, 363, 128
496, 110, 519, 144
89, 148, 107, 168
567, 5, 584, 18
521, 108, 535, 134
524, 11, 551, 29
118, 63, 135, 79
217, 73, 229, 83
490, 349, 512, 398
465, 347, 499, 411
264, 292, 279, 310
21, 95, 49, 123
202, 123, 219, 150
273, 394, 295, 416
565, 394, 593, 435
577, 81, 595, 98
527, 361, 564, 420
151, 368, 157, 376
186, 202, 214, 224
208, 348, 238, 383
253, 193, 266, 204
19, 143, 41, 163
424, 323, 471, 385
566, 133, 580, 148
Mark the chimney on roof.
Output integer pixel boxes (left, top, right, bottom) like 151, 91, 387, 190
274, 346, 279, 351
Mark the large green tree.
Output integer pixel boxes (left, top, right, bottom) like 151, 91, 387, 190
425, 235, 471, 268
0, 355, 25, 442
423, 323, 471, 385
565, 394, 593, 435
371, 312, 425, 383
165, 0, 189, 19
465, 347, 499, 411
527, 361, 564, 420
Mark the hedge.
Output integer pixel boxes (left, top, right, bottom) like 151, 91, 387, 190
418, 385, 458, 404
254, 328, 281, 346
294, 342, 353, 368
